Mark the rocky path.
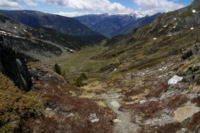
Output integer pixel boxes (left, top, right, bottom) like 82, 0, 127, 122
101, 93, 139, 133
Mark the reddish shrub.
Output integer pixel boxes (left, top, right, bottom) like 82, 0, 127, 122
120, 100, 162, 120
186, 111, 200, 131
165, 95, 188, 109
191, 96, 200, 107
138, 122, 181, 133
125, 88, 144, 97
156, 122, 182, 133
146, 83, 168, 98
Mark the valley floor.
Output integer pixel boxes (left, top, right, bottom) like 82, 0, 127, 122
39, 48, 200, 133
32, 34, 200, 132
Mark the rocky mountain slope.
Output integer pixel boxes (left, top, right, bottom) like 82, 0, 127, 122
0, 38, 115, 132
0, 14, 97, 60
75, 14, 158, 38
0, 10, 105, 43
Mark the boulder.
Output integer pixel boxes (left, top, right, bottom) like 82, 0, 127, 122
173, 102, 200, 122
182, 43, 200, 60
168, 75, 183, 85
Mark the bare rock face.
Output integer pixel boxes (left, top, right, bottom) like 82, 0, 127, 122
0, 36, 32, 91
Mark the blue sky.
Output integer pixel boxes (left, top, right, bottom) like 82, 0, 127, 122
0, 0, 194, 17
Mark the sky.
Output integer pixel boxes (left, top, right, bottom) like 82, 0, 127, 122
0, 0, 194, 17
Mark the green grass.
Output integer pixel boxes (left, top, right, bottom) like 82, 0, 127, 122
45, 41, 118, 74
43, 28, 200, 84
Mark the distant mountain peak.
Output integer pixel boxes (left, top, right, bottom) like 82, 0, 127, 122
100, 12, 146, 18
75, 13, 158, 38
130, 12, 146, 18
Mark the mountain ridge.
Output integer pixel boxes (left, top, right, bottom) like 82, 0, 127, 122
0, 14, 96, 60
75, 13, 158, 38
0, 10, 106, 43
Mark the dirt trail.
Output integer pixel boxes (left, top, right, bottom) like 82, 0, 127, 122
101, 93, 139, 133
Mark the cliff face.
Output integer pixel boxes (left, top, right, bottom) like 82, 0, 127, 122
0, 36, 32, 91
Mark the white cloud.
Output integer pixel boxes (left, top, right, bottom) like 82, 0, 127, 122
55, 10, 148, 18
0, 0, 37, 9
39, 0, 133, 14
0, 0, 22, 9
133, 0, 184, 13
23, 0, 37, 6
0, 0, 185, 17
55, 11, 91, 17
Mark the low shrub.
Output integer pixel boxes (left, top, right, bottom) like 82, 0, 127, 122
53, 63, 62, 75
0, 73, 43, 132
74, 73, 88, 87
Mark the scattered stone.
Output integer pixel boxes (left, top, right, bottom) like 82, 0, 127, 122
163, 25, 168, 28
168, 75, 183, 85
16, 58, 22, 68
45, 107, 55, 118
113, 68, 117, 72
161, 89, 181, 99
181, 128, 187, 132
163, 108, 170, 114
167, 33, 172, 37
125, 73, 132, 80
159, 66, 167, 71
89, 113, 99, 123
67, 113, 74, 118
153, 37, 157, 40
46, 107, 52, 111
144, 114, 175, 126
187, 93, 198, 100
149, 97, 159, 102
176, 128, 188, 133
113, 119, 121, 123
111, 101, 120, 109
139, 100, 147, 104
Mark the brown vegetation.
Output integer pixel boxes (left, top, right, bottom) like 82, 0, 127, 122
0, 73, 43, 132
